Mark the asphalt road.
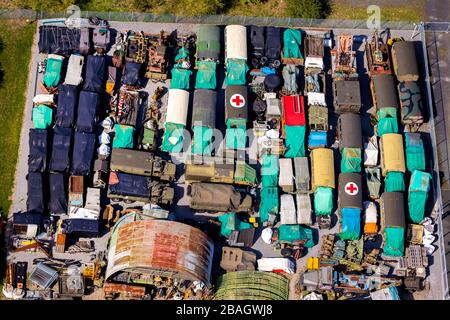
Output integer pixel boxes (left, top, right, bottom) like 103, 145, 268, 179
425, 0, 450, 298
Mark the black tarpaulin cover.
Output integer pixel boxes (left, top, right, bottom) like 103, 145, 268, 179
28, 129, 48, 173
56, 84, 78, 127
50, 127, 72, 172
108, 172, 150, 198
76, 91, 98, 133
265, 27, 281, 60
27, 172, 45, 213
121, 62, 142, 87
38, 26, 80, 55
83, 55, 106, 93
48, 173, 67, 214
13, 212, 43, 225
62, 218, 99, 237
71, 132, 96, 176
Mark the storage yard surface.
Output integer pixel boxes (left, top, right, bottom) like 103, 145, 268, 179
5, 20, 447, 300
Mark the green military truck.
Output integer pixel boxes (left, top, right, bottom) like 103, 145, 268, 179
110, 148, 176, 182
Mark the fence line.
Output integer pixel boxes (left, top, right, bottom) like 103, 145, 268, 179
0, 8, 420, 30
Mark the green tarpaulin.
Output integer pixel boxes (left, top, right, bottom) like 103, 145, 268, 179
226, 118, 246, 150
384, 227, 405, 257
32, 105, 53, 129
408, 170, 432, 223
195, 61, 217, 90
226, 58, 248, 86
314, 187, 333, 216
261, 154, 279, 188
218, 212, 253, 238
283, 29, 303, 59
284, 125, 306, 158
405, 133, 426, 172
259, 187, 279, 223
385, 171, 405, 192
278, 224, 313, 247
43, 56, 63, 88
341, 148, 362, 173
340, 207, 361, 240
112, 124, 135, 149
171, 68, 192, 90
161, 122, 185, 153
173, 47, 190, 69
377, 108, 398, 136
191, 125, 214, 155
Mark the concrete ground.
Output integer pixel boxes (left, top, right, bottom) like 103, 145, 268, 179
425, 0, 450, 299
6, 20, 447, 300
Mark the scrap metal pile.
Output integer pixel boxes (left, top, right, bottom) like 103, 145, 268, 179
4, 19, 437, 301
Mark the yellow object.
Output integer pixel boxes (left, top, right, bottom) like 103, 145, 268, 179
106, 82, 115, 95
311, 148, 335, 191
253, 223, 259, 228
249, 217, 256, 223
380, 133, 405, 176
307, 257, 319, 270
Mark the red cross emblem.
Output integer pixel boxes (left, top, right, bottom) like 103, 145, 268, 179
345, 182, 359, 196
230, 94, 245, 108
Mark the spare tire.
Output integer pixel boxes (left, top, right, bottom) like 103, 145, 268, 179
264, 74, 281, 92
253, 99, 267, 116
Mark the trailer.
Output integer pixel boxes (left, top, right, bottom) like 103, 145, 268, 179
293, 157, 310, 193
280, 194, 297, 225
333, 80, 362, 114
69, 175, 84, 208
366, 30, 392, 76
279, 158, 294, 193
304, 34, 324, 74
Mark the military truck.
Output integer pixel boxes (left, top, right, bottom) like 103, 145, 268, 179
187, 182, 253, 213
333, 80, 362, 114
366, 30, 392, 76
145, 31, 170, 81
108, 172, 174, 205
110, 148, 176, 182
184, 160, 256, 187
398, 81, 424, 129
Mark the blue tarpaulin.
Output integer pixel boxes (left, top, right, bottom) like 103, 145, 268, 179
340, 207, 361, 240
76, 91, 98, 133
71, 132, 96, 176
50, 126, 72, 172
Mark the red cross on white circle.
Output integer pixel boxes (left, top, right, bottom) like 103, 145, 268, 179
230, 93, 245, 108
344, 182, 359, 196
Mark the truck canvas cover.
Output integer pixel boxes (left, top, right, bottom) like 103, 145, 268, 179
280, 194, 297, 225
71, 132, 96, 176
121, 61, 142, 87
293, 157, 310, 192
192, 89, 217, 128
76, 91, 98, 133
311, 148, 335, 191
196, 25, 221, 61
62, 219, 99, 238
50, 127, 72, 173
284, 125, 306, 158
398, 81, 424, 125
341, 148, 362, 173
171, 68, 192, 90
38, 26, 80, 55
392, 41, 419, 82
27, 172, 45, 213
265, 27, 281, 60
381, 133, 406, 176
381, 192, 406, 228
43, 54, 64, 88
225, 86, 248, 121
405, 133, 425, 172
195, 61, 217, 89
408, 170, 432, 223
28, 129, 48, 173
338, 113, 362, 150
113, 124, 135, 149
259, 187, 279, 223
333, 80, 361, 114
166, 89, 189, 126
56, 84, 78, 127
32, 105, 53, 129
338, 173, 362, 209
385, 171, 405, 192
64, 54, 84, 86
225, 25, 247, 61
340, 207, 361, 240
48, 173, 67, 214
279, 158, 294, 192
226, 58, 248, 86
189, 183, 252, 213
282, 29, 303, 60
108, 172, 150, 200
314, 187, 333, 215
372, 74, 398, 109
296, 193, 312, 225
83, 55, 106, 93
283, 95, 305, 126
377, 107, 398, 136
